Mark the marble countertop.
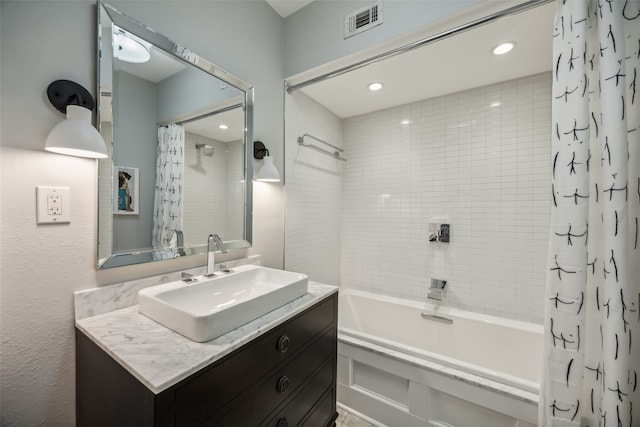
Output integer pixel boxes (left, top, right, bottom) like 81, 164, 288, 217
76, 282, 338, 394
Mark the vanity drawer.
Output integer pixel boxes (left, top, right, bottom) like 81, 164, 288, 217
301, 388, 337, 427
264, 360, 335, 427
205, 326, 336, 427
175, 295, 336, 427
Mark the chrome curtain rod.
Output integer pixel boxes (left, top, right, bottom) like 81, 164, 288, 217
176, 103, 243, 126
158, 102, 244, 127
297, 133, 347, 161
285, 0, 552, 93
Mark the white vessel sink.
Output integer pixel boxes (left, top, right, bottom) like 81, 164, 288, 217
138, 265, 308, 342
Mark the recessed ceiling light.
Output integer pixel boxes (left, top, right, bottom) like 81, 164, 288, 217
218, 124, 229, 130
491, 42, 516, 55
368, 82, 383, 91
400, 119, 411, 125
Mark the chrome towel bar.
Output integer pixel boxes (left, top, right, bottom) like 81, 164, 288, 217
297, 133, 347, 161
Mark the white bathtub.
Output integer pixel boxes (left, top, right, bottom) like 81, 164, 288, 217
337, 289, 543, 427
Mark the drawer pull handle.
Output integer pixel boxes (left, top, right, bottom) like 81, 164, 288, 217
277, 335, 290, 353
276, 376, 290, 393
276, 417, 288, 427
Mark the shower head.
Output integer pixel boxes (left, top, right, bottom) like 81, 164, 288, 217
196, 144, 215, 156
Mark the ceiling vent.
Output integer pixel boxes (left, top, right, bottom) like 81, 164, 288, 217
344, 1, 383, 39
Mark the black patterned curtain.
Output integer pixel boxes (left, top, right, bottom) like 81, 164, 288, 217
152, 124, 184, 254
540, 1, 640, 426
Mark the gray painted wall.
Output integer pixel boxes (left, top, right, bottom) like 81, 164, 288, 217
112, 71, 157, 252
283, 0, 482, 77
157, 66, 241, 124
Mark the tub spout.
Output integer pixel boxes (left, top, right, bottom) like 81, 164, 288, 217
420, 312, 453, 324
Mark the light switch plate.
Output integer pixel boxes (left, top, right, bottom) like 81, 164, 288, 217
37, 186, 70, 224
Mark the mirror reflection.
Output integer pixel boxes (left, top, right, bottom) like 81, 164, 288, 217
97, 3, 253, 269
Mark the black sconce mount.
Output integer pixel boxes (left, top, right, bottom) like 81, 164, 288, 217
253, 141, 269, 159
47, 80, 95, 114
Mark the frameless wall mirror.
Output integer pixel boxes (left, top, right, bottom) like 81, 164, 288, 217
97, 2, 254, 269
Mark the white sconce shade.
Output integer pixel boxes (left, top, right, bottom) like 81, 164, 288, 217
253, 140, 281, 182
46, 105, 108, 159
45, 80, 108, 159
256, 156, 281, 182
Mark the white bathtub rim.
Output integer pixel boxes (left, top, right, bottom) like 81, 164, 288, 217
338, 288, 541, 400
339, 328, 539, 396
339, 288, 543, 334
339, 333, 539, 406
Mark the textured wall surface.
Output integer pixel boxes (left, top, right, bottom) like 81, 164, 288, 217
283, 0, 483, 77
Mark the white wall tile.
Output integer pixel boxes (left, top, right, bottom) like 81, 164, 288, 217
341, 73, 551, 324
284, 91, 343, 286
182, 133, 228, 247
284, 73, 551, 324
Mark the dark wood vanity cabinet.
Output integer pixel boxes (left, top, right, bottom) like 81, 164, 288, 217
77, 294, 338, 427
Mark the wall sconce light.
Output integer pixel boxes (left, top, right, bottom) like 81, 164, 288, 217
253, 141, 281, 182
45, 80, 108, 159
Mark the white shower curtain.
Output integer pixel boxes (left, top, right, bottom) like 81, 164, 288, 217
152, 124, 185, 253
540, 1, 639, 426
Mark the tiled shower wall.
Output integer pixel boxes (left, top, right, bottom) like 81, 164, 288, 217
284, 72, 551, 323
183, 133, 227, 246
341, 72, 551, 323
284, 92, 344, 286
183, 134, 244, 247
225, 140, 245, 242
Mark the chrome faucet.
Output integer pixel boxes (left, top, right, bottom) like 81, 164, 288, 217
206, 234, 227, 276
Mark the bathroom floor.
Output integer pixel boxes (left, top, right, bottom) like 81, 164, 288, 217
336, 407, 376, 426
